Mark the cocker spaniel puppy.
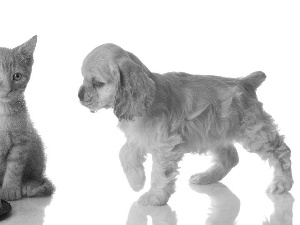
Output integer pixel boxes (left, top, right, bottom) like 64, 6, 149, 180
78, 44, 293, 206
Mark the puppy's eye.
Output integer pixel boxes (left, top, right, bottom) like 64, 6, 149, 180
12, 73, 23, 81
93, 80, 105, 87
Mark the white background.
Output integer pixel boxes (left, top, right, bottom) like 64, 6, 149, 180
0, 1, 299, 224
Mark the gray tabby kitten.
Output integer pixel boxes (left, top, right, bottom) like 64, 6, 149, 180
0, 36, 54, 201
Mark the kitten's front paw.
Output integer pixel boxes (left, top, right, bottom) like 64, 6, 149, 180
125, 167, 146, 192
0, 187, 22, 201
137, 191, 169, 206
22, 181, 43, 197
267, 176, 293, 194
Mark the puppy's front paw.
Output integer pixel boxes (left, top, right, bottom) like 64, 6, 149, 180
189, 172, 219, 185
267, 176, 293, 194
125, 167, 146, 192
137, 191, 169, 206
0, 187, 22, 201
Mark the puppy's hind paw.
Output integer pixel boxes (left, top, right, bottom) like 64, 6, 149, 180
267, 176, 293, 194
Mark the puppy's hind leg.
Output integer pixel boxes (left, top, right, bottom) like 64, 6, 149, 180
120, 143, 147, 192
239, 104, 293, 194
190, 144, 239, 185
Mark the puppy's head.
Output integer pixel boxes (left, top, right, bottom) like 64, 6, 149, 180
78, 43, 155, 121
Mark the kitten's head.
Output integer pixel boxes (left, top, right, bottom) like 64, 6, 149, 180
0, 36, 37, 102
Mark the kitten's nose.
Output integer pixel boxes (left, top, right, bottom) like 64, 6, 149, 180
78, 87, 85, 101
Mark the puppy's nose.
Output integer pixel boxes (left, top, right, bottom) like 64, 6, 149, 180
78, 87, 85, 101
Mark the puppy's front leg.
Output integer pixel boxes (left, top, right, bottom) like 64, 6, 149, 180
138, 146, 183, 206
119, 143, 146, 192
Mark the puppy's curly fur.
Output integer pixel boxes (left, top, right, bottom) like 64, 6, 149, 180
79, 44, 293, 206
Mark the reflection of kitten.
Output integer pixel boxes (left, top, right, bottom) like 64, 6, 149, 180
0, 36, 54, 200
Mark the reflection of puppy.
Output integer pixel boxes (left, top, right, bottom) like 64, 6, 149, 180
264, 193, 294, 225
126, 202, 177, 225
78, 43, 293, 206
190, 183, 240, 225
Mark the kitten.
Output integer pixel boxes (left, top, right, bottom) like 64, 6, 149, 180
0, 36, 54, 201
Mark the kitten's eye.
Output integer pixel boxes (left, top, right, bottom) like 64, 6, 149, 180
93, 80, 105, 87
13, 73, 23, 81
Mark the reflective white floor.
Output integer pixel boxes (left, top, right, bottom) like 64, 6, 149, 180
0, 181, 297, 225
0, 148, 298, 225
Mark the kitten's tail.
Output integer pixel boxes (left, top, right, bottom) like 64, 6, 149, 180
241, 71, 266, 91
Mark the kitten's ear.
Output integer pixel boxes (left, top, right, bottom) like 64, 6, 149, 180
17, 35, 37, 55
15, 35, 37, 65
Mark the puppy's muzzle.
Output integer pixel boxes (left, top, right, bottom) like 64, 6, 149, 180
78, 87, 85, 102
78, 87, 97, 113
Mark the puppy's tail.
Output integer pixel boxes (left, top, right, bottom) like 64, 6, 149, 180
241, 71, 266, 91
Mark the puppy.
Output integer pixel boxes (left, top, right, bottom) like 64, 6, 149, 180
78, 44, 293, 206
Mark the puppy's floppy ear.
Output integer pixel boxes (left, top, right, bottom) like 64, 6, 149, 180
113, 58, 156, 121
